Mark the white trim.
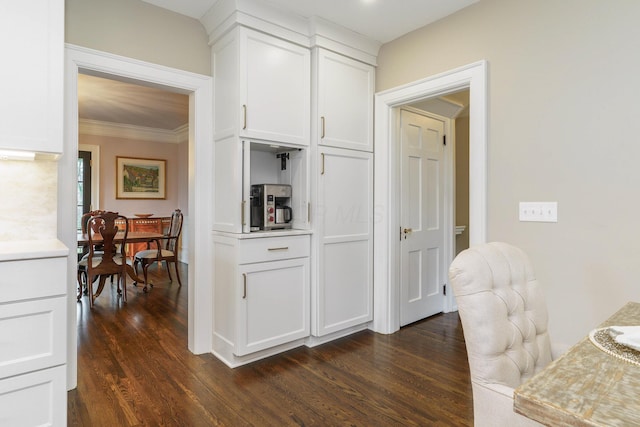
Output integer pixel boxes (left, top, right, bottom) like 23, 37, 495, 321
372, 61, 487, 334
79, 119, 185, 144
61, 44, 213, 390
78, 143, 100, 211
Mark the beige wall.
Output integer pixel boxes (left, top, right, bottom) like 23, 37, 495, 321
455, 115, 469, 255
80, 135, 188, 217
377, 0, 640, 346
65, 0, 211, 76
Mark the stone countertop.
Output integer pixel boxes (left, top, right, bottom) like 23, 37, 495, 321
514, 301, 640, 427
0, 239, 69, 261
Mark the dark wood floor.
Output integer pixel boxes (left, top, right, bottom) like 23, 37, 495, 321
68, 262, 473, 426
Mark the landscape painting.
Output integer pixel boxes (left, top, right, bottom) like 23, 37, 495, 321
116, 156, 166, 199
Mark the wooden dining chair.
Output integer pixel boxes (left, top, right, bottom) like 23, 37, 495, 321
133, 209, 183, 292
80, 211, 129, 307
77, 209, 107, 300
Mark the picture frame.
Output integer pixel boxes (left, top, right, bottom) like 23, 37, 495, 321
116, 156, 166, 199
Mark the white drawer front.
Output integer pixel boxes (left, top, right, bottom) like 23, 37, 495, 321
238, 235, 310, 264
0, 365, 66, 426
0, 257, 66, 303
0, 296, 66, 379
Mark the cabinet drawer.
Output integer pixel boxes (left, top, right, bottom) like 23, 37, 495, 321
0, 296, 66, 379
238, 235, 309, 264
0, 257, 66, 303
0, 365, 66, 426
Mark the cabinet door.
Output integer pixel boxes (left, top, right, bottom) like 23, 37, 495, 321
236, 257, 309, 356
315, 147, 373, 336
213, 136, 245, 232
316, 49, 374, 152
0, 365, 66, 426
0, 0, 63, 154
240, 28, 310, 146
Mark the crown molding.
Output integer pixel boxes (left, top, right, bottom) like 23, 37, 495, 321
79, 119, 185, 143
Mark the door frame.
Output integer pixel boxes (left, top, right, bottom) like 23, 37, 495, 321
372, 60, 487, 334
60, 44, 213, 389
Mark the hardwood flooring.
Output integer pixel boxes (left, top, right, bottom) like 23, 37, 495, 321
69, 263, 473, 426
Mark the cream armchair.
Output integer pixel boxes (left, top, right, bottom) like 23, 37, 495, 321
449, 242, 552, 427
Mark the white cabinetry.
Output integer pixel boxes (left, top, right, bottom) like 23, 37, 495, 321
314, 48, 374, 152
0, 0, 63, 154
213, 26, 310, 146
0, 241, 68, 425
313, 147, 373, 337
212, 26, 311, 233
213, 233, 310, 367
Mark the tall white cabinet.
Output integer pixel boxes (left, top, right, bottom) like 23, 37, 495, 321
205, 0, 379, 366
311, 48, 376, 340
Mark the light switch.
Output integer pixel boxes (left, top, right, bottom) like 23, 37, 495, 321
519, 202, 558, 222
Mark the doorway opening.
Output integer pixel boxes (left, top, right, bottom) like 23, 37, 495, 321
61, 45, 213, 389
372, 61, 487, 335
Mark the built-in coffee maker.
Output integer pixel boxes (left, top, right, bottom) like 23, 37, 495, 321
250, 184, 293, 231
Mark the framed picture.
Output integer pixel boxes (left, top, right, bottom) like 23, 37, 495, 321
116, 156, 166, 199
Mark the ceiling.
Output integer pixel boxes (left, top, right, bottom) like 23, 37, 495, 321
78, 74, 189, 131
79, 0, 479, 133
142, 0, 479, 44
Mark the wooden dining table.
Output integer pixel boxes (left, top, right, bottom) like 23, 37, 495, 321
514, 301, 640, 426
77, 231, 165, 296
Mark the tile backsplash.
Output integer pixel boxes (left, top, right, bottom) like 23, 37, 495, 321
0, 160, 57, 241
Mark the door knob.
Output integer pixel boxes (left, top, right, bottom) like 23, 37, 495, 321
403, 228, 413, 234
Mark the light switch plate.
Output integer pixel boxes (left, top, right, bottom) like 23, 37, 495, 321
519, 202, 558, 222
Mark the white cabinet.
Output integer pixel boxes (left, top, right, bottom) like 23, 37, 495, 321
0, 0, 64, 154
238, 257, 309, 355
314, 48, 374, 152
212, 25, 311, 234
213, 233, 310, 367
0, 241, 68, 425
313, 147, 373, 336
213, 26, 310, 146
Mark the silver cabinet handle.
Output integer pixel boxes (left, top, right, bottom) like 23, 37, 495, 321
242, 104, 247, 130
321, 153, 325, 175
242, 273, 247, 299
268, 247, 289, 251
241, 200, 246, 226
320, 116, 325, 139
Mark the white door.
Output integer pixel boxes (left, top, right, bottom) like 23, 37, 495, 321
400, 109, 447, 326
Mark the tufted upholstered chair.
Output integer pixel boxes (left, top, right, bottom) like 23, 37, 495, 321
448, 242, 552, 427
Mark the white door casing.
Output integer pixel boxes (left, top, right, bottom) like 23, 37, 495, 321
373, 60, 487, 335
62, 45, 213, 389
399, 109, 447, 326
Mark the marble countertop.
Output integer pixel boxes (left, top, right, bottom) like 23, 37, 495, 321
0, 239, 69, 261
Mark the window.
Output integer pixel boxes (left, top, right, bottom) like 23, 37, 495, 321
77, 151, 92, 231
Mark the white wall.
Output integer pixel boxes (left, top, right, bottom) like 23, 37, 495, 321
377, 0, 640, 346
